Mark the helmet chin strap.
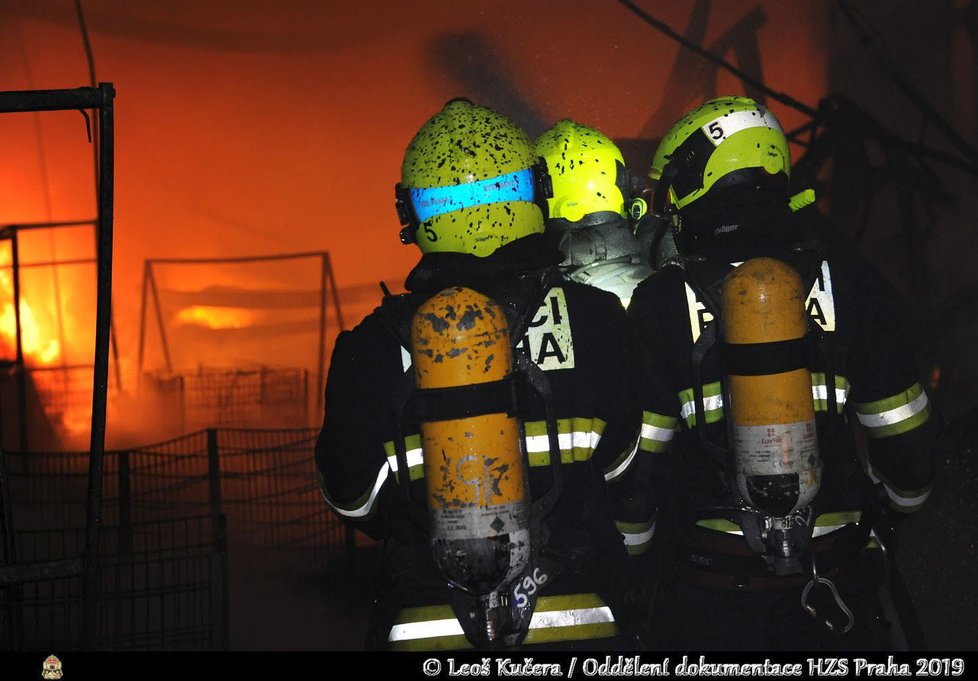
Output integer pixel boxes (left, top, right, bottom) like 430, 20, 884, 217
650, 161, 681, 218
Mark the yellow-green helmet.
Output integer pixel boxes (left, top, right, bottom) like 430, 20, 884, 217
533, 119, 629, 228
650, 96, 790, 214
395, 99, 545, 257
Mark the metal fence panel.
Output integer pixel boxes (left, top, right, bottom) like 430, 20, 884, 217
1, 514, 227, 651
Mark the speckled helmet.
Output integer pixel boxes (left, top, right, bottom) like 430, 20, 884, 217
533, 119, 629, 228
395, 99, 546, 257
650, 96, 790, 214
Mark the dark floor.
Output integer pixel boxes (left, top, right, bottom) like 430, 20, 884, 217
228, 426, 977, 652
897, 421, 978, 651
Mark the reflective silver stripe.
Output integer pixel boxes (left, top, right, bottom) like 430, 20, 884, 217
883, 484, 931, 508
386, 448, 423, 472
524, 431, 602, 453
703, 523, 850, 537
622, 521, 656, 547
811, 511, 862, 537
868, 467, 932, 509
528, 606, 615, 629
811, 384, 848, 406
856, 390, 929, 429
812, 524, 845, 538
389, 605, 615, 644
702, 109, 783, 147
680, 393, 723, 421
388, 617, 463, 643
324, 464, 389, 519
640, 422, 675, 445
604, 438, 638, 483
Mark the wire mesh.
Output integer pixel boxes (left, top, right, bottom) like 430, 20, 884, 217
141, 366, 309, 436
2, 514, 227, 651
5, 427, 348, 571
2, 426, 352, 650
216, 428, 344, 571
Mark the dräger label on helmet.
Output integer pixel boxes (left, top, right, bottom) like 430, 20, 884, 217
515, 287, 576, 371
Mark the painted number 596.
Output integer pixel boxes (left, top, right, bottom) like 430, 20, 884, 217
513, 568, 548, 608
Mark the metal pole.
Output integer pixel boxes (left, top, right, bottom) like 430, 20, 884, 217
316, 255, 327, 424
147, 265, 173, 374
10, 229, 27, 453
0, 87, 104, 113
136, 261, 150, 380
117, 451, 132, 557
206, 428, 222, 519
209, 513, 230, 649
82, 82, 115, 649
0, 422, 21, 649
325, 253, 345, 332
0, 435, 14, 566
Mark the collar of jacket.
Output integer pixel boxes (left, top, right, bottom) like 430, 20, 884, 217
404, 232, 564, 294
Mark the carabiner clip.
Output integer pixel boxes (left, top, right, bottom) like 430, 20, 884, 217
801, 558, 855, 634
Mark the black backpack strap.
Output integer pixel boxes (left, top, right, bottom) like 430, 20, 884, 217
788, 241, 841, 438
682, 259, 733, 470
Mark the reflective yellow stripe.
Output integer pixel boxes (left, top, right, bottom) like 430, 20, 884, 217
811, 373, 850, 414
317, 465, 388, 519
681, 376, 854, 424
388, 594, 618, 650
695, 518, 742, 534
697, 512, 863, 538
639, 411, 676, 453
384, 434, 424, 483
389, 605, 471, 651
523, 594, 618, 644
616, 518, 655, 555
811, 510, 862, 537
383, 417, 605, 483
867, 464, 932, 513
678, 382, 724, 427
603, 436, 639, 483
855, 383, 931, 438
521, 618, 618, 645
524, 417, 606, 466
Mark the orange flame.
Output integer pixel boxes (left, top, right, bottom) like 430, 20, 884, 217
0, 248, 62, 366
176, 305, 254, 330
0, 299, 61, 364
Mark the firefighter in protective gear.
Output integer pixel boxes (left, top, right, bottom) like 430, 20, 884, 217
626, 96, 936, 650
315, 99, 641, 650
534, 120, 654, 307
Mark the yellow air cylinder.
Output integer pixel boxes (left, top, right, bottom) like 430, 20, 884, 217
412, 286, 530, 594
722, 257, 821, 517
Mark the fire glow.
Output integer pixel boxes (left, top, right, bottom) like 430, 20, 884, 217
176, 305, 254, 330
0, 248, 61, 366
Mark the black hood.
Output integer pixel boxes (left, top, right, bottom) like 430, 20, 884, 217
404, 232, 563, 294
376, 232, 565, 347
676, 184, 796, 260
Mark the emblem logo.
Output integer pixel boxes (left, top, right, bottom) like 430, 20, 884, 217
42, 655, 63, 680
